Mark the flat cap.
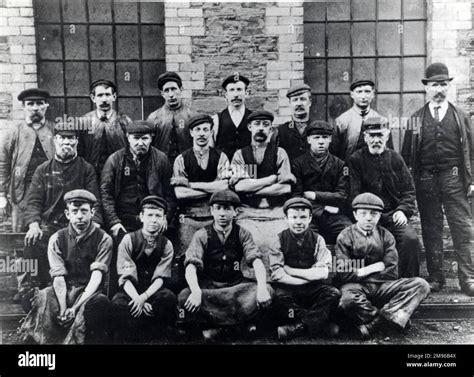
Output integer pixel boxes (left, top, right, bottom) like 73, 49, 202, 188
141, 195, 167, 213
126, 120, 155, 135
421, 62, 454, 85
18, 88, 49, 102
209, 189, 241, 207
286, 83, 311, 98
350, 79, 375, 92
54, 121, 77, 137
222, 73, 250, 89
188, 114, 214, 130
157, 71, 182, 90
64, 189, 97, 205
362, 116, 389, 133
352, 192, 384, 211
247, 110, 274, 123
283, 197, 313, 214
90, 79, 116, 93
307, 120, 333, 136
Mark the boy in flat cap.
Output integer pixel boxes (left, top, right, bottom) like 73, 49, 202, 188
78, 79, 132, 175
20, 190, 112, 344
0, 88, 55, 300
275, 83, 314, 163
111, 196, 177, 343
347, 117, 422, 278
146, 72, 195, 165
336, 193, 430, 339
231, 110, 295, 209
331, 79, 392, 161
292, 120, 352, 244
402, 62, 474, 296
178, 189, 273, 340
268, 197, 341, 341
100, 120, 175, 239
21, 124, 103, 305
211, 73, 253, 160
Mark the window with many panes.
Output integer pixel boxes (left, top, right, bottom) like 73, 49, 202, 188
304, 0, 427, 150
33, 0, 166, 121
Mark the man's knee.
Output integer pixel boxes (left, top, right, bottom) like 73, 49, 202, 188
153, 288, 178, 307
177, 288, 191, 307
410, 277, 430, 296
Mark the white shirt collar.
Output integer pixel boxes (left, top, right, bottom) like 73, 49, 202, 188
228, 105, 245, 115
96, 108, 114, 120
428, 101, 448, 121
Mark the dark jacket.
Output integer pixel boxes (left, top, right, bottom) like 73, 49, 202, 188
100, 146, 175, 229
24, 156, 103, 227
292, 152, 348, 216
401, 102, 473, 191
348, 147, 416, 218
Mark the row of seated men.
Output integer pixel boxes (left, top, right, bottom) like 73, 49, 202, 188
18, 188, 430, 344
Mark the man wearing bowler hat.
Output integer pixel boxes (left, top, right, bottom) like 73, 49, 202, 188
348, 117, 422, 279
147, 72, 195, 165
402, 62, 474, 296
292, 120, 352, 244
275, 83, 314, 163
78, 79, 132, 175
211, 74, 253, 160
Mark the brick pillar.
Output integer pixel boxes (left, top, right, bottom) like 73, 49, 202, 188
429, 0, 472, 113
0, 0, 37, 130
164, 1, 304, 124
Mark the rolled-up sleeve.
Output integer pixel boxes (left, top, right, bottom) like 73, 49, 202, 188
151, 240, 174, 282
117, 234, 138, 287
171, 154, 189, 187
268, 236, 285, 281
229, 149, 250, 186
312, 235, 332, 270
184, 228, 208, 271
216, 153, 231, 180
90, 232, 112, 274
239, 226, 262, 267
48, 232, 68, 278
276, 148, 296, 184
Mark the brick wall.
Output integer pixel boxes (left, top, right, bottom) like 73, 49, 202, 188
0, 0, 37, 131
164, 1, 304, 124
429, 0, 472, 115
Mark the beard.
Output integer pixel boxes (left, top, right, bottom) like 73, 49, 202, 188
57, 146, 76, 160
368, 144, 385, 155
30, 113, 43, 123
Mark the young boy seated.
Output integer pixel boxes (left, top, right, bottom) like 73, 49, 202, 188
336, 193, 430, 339
268, 197, 341, 341
177, 189, 273, 340
111, 196, 177, 343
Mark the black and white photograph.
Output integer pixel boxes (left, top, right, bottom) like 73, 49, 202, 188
0, 0, 473, 376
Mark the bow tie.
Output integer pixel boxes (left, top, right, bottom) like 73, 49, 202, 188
99, 115, 108, 122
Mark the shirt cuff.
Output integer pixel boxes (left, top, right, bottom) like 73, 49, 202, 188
90, 261, 108, 274
50, 266, 68, 278
184, 257, 203, 271
171, 176, 189, 187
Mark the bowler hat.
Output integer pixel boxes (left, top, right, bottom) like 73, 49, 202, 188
421, 63, 453, 85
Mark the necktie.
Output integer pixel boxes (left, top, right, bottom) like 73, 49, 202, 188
434, 106, 441, 122
360, 109, 368, 119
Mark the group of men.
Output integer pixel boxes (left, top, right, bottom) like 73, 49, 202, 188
0, 62, 472, 344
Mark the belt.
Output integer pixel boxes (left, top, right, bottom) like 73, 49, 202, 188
420, 165, 459, 174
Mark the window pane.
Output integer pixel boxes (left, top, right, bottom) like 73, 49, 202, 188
64, 25, 88, 60
116, 25, 139, 60
328, 59, 351, 92
328, 94, 350, 121
377, 22, 401, 56
144, 97, 164, 119
403, 22, 425, 55
62, 0, 86, 23
304, 24, 325, 57
143, 61, 166, 96
402, 93, 425, 118
142, 25, 165, 60
305, 59, 326, 92
140, 2, 164, 24
310, 95, 326, 120
377, 94, 400, 118
328, 23, 350, 57
116, 62, 141, 96
34, 0, 60, 23
88, 0, 112, 23
403, 57, 425, 91
47, 97, 65, 121
353, 58, 376, 83
37, 25, 63, 60
67, 98, 90, 118
378, 0, 401, 19
65, 62, 90, 96
114, 1, 138, 23
91, 62, 115, 84
352, 23, 376, 56
304, 2, 326, 22
377, 58, 400, 92
90, 26, 114, 60
39, 62, 64, 96
327, 0, 350, 21
353, 0, 376, 20
118, 97, 142, 120
404, 0, 425, 19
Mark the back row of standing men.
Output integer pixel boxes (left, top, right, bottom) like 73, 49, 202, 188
0, 63, 472, 312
